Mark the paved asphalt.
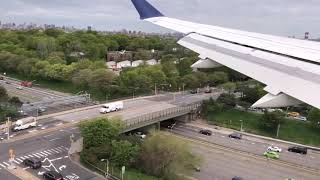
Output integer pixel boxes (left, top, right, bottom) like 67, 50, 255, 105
172, 124, 320, 180
0, 92, 219, 180
0, 79, 68, 103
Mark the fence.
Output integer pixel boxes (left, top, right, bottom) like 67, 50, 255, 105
124, 103, 201, 132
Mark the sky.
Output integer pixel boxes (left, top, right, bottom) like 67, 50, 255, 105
0, 0, 319, 38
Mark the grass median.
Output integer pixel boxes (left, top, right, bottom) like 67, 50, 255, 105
206, 109, 320, 146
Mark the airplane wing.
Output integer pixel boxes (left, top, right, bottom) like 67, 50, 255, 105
131, 0, 320, 109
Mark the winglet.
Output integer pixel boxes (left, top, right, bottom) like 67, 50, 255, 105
131, 0, 164, 19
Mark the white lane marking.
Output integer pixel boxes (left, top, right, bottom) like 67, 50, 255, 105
16, 158, 23, 162
23, 167, 30, 170
70, 127, 78, 130
55, 123, 63, 126
38, 152, 48, 157
64, 156, 69, 158
221, 136, 225, 138
35, 153, 44, 157
43, 151, 52, 155
13, 160, 20, 164
43, 134, 55, 138
251, 142, 255, 145
46, 149, 55, 154
32, 154, 41, 158
0, 163, 6, 168
50, 149, 60, 153
49, 138, 60, 142
28, 130, 38, 133
3, 162, 10, 166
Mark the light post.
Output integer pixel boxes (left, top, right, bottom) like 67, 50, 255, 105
239, 120, 243, 132
100, 159, 109, 178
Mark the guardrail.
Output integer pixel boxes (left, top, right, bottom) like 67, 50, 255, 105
124, 103, 201, 132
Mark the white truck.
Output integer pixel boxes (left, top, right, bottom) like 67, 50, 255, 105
12, 116, 37, 132
100, 101, 124, 114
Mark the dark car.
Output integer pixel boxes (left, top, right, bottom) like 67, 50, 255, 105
288, 146, 307, 154
232, 177, 244, 180
199, 129, 212, 136
228, 133, 242, 139
190, 89, 197, 94
23, 158, 41, 169
43, 171, 64, 180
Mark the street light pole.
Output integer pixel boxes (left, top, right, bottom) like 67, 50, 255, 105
240, 120, 243, 132
101, 159, 109, 178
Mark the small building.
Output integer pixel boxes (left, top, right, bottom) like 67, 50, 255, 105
146, 59, 158, 66
107, 51, 133, 62
132, 60, 144, 67
117, 60, 132, 69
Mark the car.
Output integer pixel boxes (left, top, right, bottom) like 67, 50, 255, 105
134, 132, 146, 139
232, 177, 244, 180
263, 151, 280, 159
22, 158, 41, 169
204, 88, 212, 93
267, 145, 282, 153
190, 89, 197, 94
5, 81, 11, 84
16, 86, 23, 90
288, 146, 307, 154
228, 133, 242, 139
43, 171, 63, 180
199, 129, 212, 136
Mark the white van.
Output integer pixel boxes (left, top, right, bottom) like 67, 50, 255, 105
12, 116, 37, 132
100, 101, 124, 114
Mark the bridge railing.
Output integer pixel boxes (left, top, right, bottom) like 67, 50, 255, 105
124, 103, 201, 130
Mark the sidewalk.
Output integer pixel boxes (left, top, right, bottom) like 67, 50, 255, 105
7, 166, 40, 180
188, 119, 320, 151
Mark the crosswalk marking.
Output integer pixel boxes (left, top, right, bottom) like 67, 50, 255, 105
13, 160, 19, 164
50, 149, 60, 153
20, 157, 26, 160
32, 154, 41, 158
2, 162, 9, 166
16, 158, 23, 162
43, 151, 52, 155
38, 152, 48, 156
23, 156, 30, 159
0, 163, 5, 168
28, 155, 34, 158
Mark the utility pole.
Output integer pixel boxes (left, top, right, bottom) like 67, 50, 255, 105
240, 120, 243, 132
7, 117, 11, 140
276, 123, 281, 138
154, 83, 157, 95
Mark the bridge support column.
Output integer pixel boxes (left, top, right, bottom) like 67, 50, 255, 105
157, 122, 161, 131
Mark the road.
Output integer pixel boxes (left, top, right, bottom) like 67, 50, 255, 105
0, 78, 68, 103
0, 92, 219, 180
171, 124, 320, 180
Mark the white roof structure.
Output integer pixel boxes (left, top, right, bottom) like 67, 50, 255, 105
106, 61, 116, 69
146, 59, 158, 66
132, 60, 144, 67
117, 60, 132, 69
132, 0, 320, 109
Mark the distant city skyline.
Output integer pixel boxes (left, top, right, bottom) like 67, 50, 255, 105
0, 0, 320, 38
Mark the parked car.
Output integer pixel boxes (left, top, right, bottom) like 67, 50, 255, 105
228, 133, 242, 139
16, 86, 23, 90
134, 132, 146, 139
43, 171, 63, 180
267, 145, 282, 153
288, 146, 307, 154
23, 158, 41, 169
263, 151, 280, 159
190, 89, 197, 94
199, 129, 212, 136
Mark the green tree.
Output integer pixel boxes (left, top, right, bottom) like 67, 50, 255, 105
260, 111, 284, 131
221, 82, 236, 94
110, 140, 140, 167
307, 108, 320, 128
88, 69, 116, 91
138, 132, 201, 179
0, 86, 9, 103
208, 71, 229, 85
72, 69, 93, 88
217, 93, 237, 109
79, 118, 124, 148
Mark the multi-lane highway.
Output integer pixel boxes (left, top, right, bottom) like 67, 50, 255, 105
0, 92, 219, 180
171, 123, 320, 180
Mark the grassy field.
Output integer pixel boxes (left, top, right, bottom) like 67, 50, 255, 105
206, 109, 320, 146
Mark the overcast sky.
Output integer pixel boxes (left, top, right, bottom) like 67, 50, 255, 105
1, 0, 319, 38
